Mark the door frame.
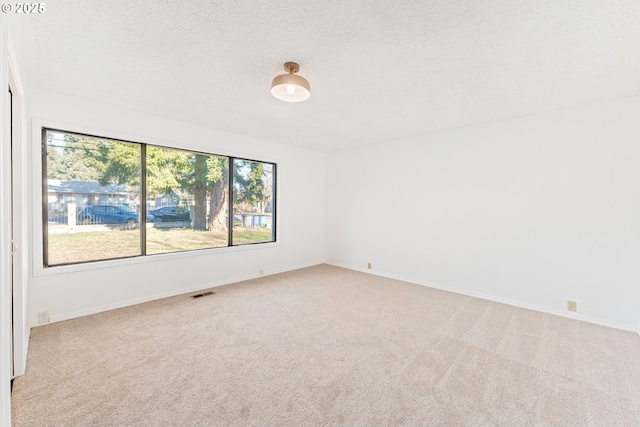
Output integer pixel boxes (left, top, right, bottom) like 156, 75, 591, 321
7, 33, 27, 379
1, 24, 14, 427
2, 23, 27, 426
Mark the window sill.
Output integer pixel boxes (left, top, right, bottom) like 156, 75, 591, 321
34, 240, 280, 277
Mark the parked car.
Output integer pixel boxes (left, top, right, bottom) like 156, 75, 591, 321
148, 206, 191, 222
78, 205, 153, 225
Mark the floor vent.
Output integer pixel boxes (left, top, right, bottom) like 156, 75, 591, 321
191, 291, 215, 299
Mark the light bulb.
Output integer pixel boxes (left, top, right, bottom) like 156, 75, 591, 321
286, 85, 295, 94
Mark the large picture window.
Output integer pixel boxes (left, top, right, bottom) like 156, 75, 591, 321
43, 128, 276, 267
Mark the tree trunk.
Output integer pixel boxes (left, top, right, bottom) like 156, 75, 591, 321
193, 156, 207, 230
208, 166, 229, 232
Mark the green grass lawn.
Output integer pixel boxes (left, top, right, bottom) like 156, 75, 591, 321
47, 226, 274, 265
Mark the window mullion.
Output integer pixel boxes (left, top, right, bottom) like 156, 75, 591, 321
228, 157, 234, 246
140, 144, 147, 256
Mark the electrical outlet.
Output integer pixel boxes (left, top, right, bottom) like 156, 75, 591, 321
367, 262, 372, 269
38, 311, 50, 324
567, 301, 577, 312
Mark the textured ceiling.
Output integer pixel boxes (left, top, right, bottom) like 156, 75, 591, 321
27, 0, 640, 151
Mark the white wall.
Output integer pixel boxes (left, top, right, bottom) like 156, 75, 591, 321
326, 95, 640, 332
28, 88, 325, 326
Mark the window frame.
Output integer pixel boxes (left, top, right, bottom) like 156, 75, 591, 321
41, 126, 278, 269
230, 157, 278, 247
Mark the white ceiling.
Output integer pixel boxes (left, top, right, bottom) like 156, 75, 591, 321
27, 0, 640, 152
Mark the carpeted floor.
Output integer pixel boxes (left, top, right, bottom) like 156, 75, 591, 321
11, 264, 640, 426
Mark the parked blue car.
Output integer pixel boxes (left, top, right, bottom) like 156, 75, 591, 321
78, 205, 153, 225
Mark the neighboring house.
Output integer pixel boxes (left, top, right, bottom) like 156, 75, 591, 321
152, 189, 194, 209
47, 179, 132, 211
154, 189, 181, 207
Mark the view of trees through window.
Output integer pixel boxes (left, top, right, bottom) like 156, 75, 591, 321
233, 159, 275, 245
144, 146, 230, 255
44, 129, 276, 266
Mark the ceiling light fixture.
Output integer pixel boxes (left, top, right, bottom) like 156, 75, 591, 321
271, 62, 310, 102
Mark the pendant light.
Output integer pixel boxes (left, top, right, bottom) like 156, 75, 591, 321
271, 62, 310, 102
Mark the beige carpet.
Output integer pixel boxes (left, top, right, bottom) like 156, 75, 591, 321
11, 265, 640, 426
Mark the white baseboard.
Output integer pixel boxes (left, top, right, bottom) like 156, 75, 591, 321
31, 260, 325, 328
325, 261, 640, 334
